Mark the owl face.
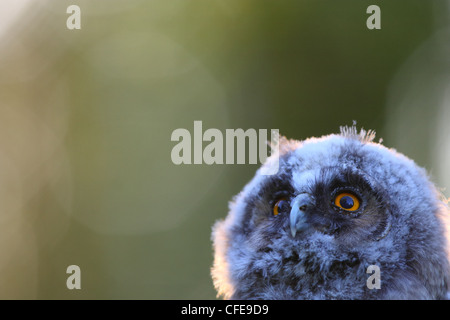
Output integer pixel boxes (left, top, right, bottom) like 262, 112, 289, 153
212, 130, 450, 300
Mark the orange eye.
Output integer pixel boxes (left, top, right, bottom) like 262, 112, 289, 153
273, 198, 289, 216
334, 192, 360, 212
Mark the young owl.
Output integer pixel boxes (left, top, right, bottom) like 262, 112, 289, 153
211, 126, 450, 299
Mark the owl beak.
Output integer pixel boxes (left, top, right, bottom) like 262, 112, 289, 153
290, 193, 313, 237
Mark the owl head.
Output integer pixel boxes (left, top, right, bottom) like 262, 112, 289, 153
211, 126, 450, 299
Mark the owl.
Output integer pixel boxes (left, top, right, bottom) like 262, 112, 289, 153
211, 126, 450, 299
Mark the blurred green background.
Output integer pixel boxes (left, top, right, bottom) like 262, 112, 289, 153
0, 0, 449, 299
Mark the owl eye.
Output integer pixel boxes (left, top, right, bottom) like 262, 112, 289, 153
334, 192, 360, 212
273, 198, 289, 216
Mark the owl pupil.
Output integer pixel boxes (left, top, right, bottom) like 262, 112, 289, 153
340, 196, 354, 209
278, 200, 288, 211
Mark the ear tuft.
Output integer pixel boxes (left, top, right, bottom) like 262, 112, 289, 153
340, 121, 377, 144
